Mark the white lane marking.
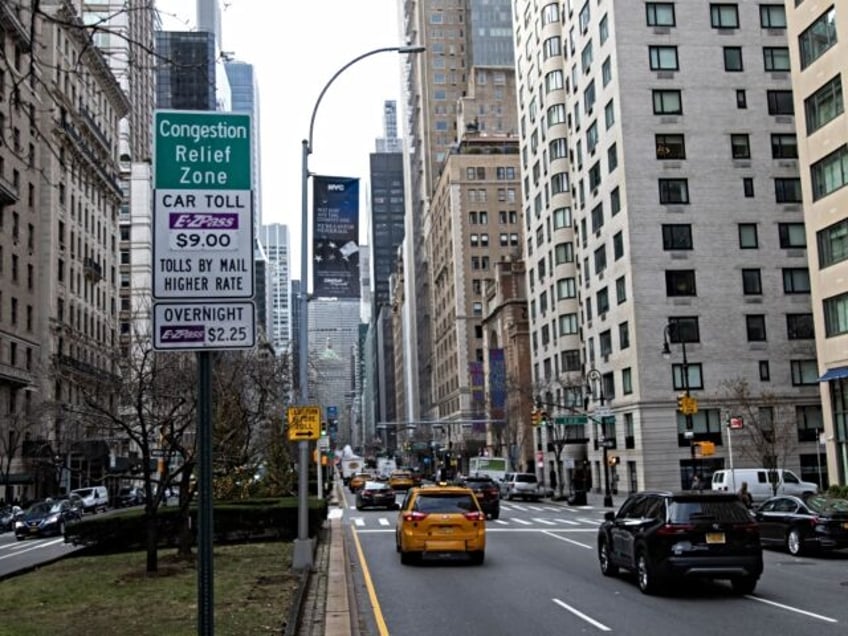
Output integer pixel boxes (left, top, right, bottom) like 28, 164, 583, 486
511, 518, 532, 526
542, 506, 558, 511
554, 518, 580, 525
526, 505, 544, 511
532, 518, 556, 526
353, 517, 365, 527
542, 530, 593, 548
745, 595, 838, 623
378, 518, 390, 527
577, 517, 602, 525
552, 598, 612, 632
493, 519, 509, 525
0, 537, 66, 561
509, 504, 529, 511
328, 508, 344, 520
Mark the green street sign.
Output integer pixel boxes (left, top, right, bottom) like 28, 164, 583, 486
555, 415, 588, 426
155, 111, 252, 190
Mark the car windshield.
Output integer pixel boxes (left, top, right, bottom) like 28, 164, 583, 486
668, 498, 750, 523
414, 494, 477, 514
74, 489, 93, 497
363, 482, 389, 490
26, 502, 56, 516
806, 496, 848, 513
465, 478, 494, 488
515, 474, 537, 483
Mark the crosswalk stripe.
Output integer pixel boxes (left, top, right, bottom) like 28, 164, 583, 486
353, 517, 365, 527
378, 518, 390, 527
577, 518, 601, 525
510, 518, 532, 525
532, 518, 556, 526
554, 518, 580, 525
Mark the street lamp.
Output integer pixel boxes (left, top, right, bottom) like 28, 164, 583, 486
662, 321, 697, 486
585, 368, 613, 508
293, 44, 426, 571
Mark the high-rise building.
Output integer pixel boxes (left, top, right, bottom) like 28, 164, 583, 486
785, 4, 847, 486
400, 0, 515, 431
155, 31, 218, 110
225, 60, 262, 227
512, 1, 820, 492
260, 224, 293, 355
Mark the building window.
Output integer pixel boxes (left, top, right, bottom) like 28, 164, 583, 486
594, 245, 607, 274
771, 134, 798, 159
602, 57, 612, 87
783, 268, 811, 293
653, 89, 682, 114
616, 275, 627, 304
559, 313, 579, 335
723, 47, 743, 71
799, 7, 837, 69
553, 207, 572, 228
619, 322, 630, 350
738, 223, 758, 248
743, 177, 755, 197
817, 218, 848, 268
613, 231, 624, 260
778, 223, 806, 248
823, 292, 848, 337
622, 367, 633, 394
759, 361, 770, 381
763, 47, 790, 72
736, 89, 747, 108
774, 178, 802, 203
659, 178, 689, 204
611, 187, 621, 215
607, 143, 618, 172
673, 363, 703, 391
767, 90, 794, 115
746, 315, 767, 341
811, 144, 848, 201
760, 4, 786, 28
710, 4, 739, 29
665, 270, 696, 296
742, 269, 762, 295
662, 224, 693, 250
656, 133, 685, 159
646, 3, 675, 26
591, 202, 604, 231
791, 360, 819, 386
599, 14, 609, 44
597, 288, 610, 315
557, 278, 577, 300
649, 46, 679, 71
555, 242, 575, 264
805, 75, 844, 135
787, 313, 815, 340
731, 134, 751, 159
605, 100, 615, 129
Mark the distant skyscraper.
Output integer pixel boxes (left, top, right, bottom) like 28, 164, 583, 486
375, 101, 403, 153
155, 31, 217, 110
225, 60, 262, 226
260, 224, 293, 355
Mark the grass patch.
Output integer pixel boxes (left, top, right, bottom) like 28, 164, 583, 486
0, 542, 299, 635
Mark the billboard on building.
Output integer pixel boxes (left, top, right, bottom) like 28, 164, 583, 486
313, 176, 360, 298
488, 348, 507, 431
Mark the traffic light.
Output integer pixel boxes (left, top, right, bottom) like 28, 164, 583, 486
695, 441, 716, 456
677, 394, 686, 412
532, 408, 541, 426
676, 394, 698, 416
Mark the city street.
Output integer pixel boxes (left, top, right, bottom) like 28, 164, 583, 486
0, 532, 83, 580
339, 490, 848, 635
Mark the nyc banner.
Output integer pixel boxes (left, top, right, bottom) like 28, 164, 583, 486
313, 176, 360, 298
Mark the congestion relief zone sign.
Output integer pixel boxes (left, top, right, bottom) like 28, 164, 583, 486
152, 110, 255, 350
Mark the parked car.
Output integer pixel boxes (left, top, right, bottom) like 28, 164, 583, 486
461, 475, 500, 520
355, 481, 398, 510
755, 494, 848, 556
597, 490, 763, 595
116, 487, 145, 508
501, 472, 542, 501
0, 505, 24, 533
395, 483, 486, 565
711, 468, 818, 504
15, 499, 82, 540
71, 486, 109, 513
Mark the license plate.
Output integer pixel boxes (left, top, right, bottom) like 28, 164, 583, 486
437, 526, 454, 535
706, 532, 725, 544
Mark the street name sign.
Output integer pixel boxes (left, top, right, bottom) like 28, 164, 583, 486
152, 110, 255, 351
287, 406, 322, 441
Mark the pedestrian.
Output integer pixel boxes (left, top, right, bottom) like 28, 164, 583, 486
738, 481, 754, 509
691, 473, 702, 491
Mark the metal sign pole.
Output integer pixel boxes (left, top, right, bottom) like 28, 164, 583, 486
197, 351, 213, 635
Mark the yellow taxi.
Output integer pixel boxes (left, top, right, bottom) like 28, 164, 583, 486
348, 472, 373, 493
395, 483, 486, 565
388, 471, 415, 491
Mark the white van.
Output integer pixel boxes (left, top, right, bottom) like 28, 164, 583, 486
71, 486, 109, 513
711, 468, 817, 503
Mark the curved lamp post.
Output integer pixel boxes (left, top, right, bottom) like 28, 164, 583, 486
293, 45, 425, 571
585, 368, 613, 508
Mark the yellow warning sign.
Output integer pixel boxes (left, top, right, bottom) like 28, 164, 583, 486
286, 406, 322, 441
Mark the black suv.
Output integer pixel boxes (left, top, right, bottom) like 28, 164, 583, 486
597, 491, 763, 595
461, 475, 500, 520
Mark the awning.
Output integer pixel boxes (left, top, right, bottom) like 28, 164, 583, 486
819, 366, 848, 382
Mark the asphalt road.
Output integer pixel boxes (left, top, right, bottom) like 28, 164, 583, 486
0, 530, 83, 579
341, 491, 848, 636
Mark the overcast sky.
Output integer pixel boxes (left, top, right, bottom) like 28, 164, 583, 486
156, 0, 406, 281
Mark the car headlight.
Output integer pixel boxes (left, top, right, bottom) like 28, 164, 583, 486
14, 520, 25, 529
46, 514, 61, 524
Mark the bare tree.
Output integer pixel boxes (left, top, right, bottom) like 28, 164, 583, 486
716, 377, 799, 494
0, 390, 44, 503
